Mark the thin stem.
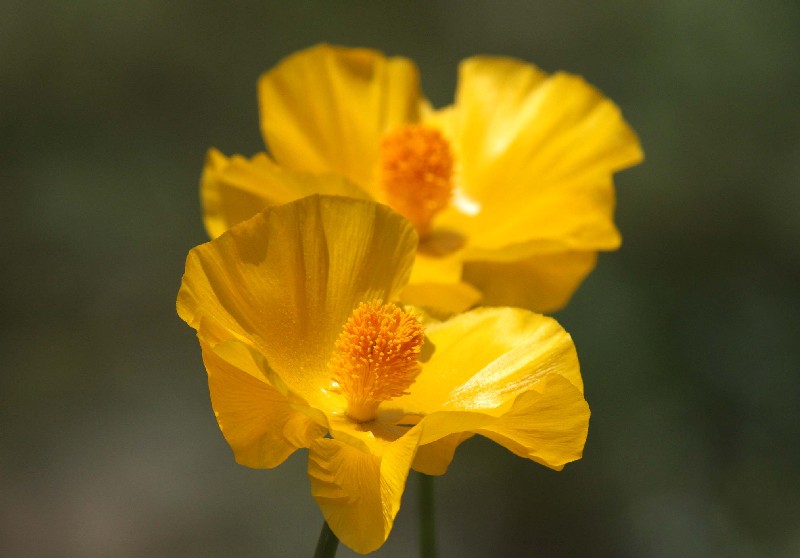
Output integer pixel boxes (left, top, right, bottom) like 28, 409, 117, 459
314, 521, 339, 558
419, 473, 438, 558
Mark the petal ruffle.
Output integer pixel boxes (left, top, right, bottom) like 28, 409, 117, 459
177, 195, 417, 410
409, 373, 589, 474
393, 306, 582, 415
462, 250, 598, 313
476, 374, 590, 470
308, 428, 422, 554
411, 432, 474, 475
201, 338, 326, 468
201, 148, 369, 239
258, 44, 424, 197
393, 306, 586, 474
435, 56, 643, 252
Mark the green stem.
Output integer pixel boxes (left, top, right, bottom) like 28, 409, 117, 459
314, 521, 339, 558
419, 473, 438, 558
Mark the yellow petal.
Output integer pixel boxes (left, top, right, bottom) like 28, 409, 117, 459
408, 243, 464, 285
477, 374, 590, 470
411, 432, 474, 475
308, 428, 422, 554
457, 176, 622, 257
405, 372, 588, 475
400, 244, 480, 316
177, 195, 418, 409
399, 282, 481, 318
462, 250, 598, 313
201, 338, 326, 468
434, 56, 643, 251
394, 306, 582, 415
405, 372, 588, 473
368, 308, 583, 474
201, 148, 370, 239
258, 44, 424, 196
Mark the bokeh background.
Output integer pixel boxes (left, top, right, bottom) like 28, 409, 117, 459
3, 1, 799, 556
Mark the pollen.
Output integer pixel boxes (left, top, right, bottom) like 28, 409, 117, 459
329, 301, 425, 423
379, 125, 454, 238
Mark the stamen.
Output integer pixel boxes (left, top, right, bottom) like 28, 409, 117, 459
379, 125, 454, 237
329, 301, 425, 423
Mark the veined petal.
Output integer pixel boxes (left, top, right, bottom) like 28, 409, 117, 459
259, 44, 424, 196
477, 374, 590, 470
411, 432, 474, 475
408, 373, 589, 474
393, 307, 582, 415
201, 149, 272, 240
201, 148, 369, 239
201, 338, 326, 468
177, 195, 418, 409
435, 56, 643, 251
308, 427, 422, 554
455, 176, 622, 257
462, 250, 598, 313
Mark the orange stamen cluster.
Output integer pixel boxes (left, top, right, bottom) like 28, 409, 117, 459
329, 301, 425, 423
379, 124, 454, 237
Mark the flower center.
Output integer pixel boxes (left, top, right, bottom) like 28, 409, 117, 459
379, 124, 454, 238
329, 301, 425, 423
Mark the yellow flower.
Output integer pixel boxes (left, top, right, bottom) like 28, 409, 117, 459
202, 44, 643, 314
178, 195, 589, 554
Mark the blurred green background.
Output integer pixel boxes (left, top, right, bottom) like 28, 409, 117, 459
3, 1, 799, 556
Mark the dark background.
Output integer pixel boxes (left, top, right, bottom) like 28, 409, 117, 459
3, 1, 799, 556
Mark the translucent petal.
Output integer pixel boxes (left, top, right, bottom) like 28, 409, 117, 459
434, 56, 643, 251
394, 307, 582, 415
401, 373, 589, 475
477, 374, 590, 470
201, 338, 326, 468
462, 250, 598, 313
400, 243, 479, 315
408, 241, 464, 285
406, 374, 589, 475
258, 44, 424, 197
399, 282, 481, 318
177, 195, 417, 409
201, 148, 369, 239
411, 432, 474, 475
308, 428, 422, 554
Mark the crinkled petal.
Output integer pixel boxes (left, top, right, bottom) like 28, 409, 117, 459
477, 374, 590, 470
411, 432, 474, 475
308, 427, 423, 554
393, 307, 582, 415
403, 372, 589, 475
462, 250, 598, 313
177, 195, 417, 409
259, 44, 424, 196
434, 56, 643, 252
201, 338, 326, 468
201, 148, 369, 238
